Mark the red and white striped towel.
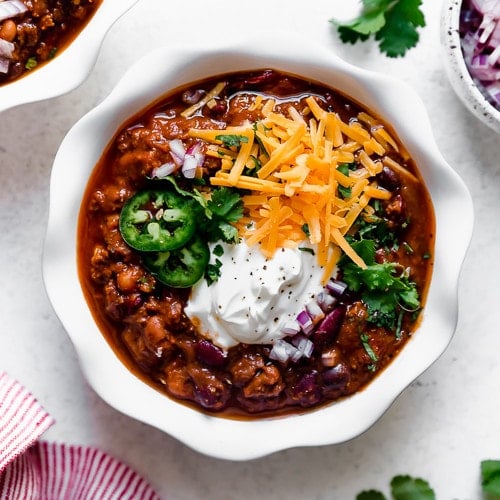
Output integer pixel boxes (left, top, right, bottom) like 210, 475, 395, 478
0, 371, 160, 500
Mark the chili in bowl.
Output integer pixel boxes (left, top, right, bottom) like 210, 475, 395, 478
43, 36, 473, 460
0, 0, 138, 113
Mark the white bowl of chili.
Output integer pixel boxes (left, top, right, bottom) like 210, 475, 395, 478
0, 0, 138, 113
43, 35, 473, 460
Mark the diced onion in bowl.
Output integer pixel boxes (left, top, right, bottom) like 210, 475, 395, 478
0, 0, 28, 23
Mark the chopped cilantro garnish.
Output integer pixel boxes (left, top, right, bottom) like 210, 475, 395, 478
339, 239, 420, 330
298, 247, 315, 255
338, 184, 352, 199
48, 47, 58, 59
330, 0, 426, 58
402, 242, 414, 254
205, 258, 223, 286
355, 213, 398, 251
360, 333, 378, 370
215, 134, 249, 148
301, 223, 310, 237
25, 57, 37, 70
163, 176, 243, 244
213, 243, 224, 257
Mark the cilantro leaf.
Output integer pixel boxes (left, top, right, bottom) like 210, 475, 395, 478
339, 240, 420, 329
160, 177, 243, 243
338, 26, 370, 45
204, 187, 243, 243
215, 134, 249, 148
336, 0, 390, 35
481, 460, 500, 495
331, 0, 425, 58
356, 491, 387, 500
390, 475, 435, 499
375, 0, 425, 57
205, 258, 223, 286
207, 187, 243, 222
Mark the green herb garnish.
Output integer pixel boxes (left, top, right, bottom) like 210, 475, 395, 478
339, 239, 420, 329
216, 134, 249, 148
330, 0, 426, 58
205, 258, 223, 286
25, 57, 37, 70
360, 333, 378, 371
356, 474, 435, 500
481, 460, 500, 495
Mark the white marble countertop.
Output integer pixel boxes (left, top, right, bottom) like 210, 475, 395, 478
0, 0, 499, 498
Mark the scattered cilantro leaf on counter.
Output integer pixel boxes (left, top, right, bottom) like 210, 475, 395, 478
481, 460, 500, 495
390, 475, 435, 499
356, 475, 435, 500
330, 0, 426, 58
357, 491, 387, 500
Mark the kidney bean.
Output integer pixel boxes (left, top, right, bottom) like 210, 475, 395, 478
323, 363, 350, 391
377, 165, 401, 191
195, 339, 227, 367
289, 370, 321, 407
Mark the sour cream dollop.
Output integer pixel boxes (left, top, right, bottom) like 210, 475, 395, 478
184, 242, 324, 350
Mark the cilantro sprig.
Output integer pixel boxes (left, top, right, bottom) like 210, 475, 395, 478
357, 474, 435, 500
481, 460, 500, 495
163, 176, 243, 244
330, 0, 426, 58
339, 239, 420, 330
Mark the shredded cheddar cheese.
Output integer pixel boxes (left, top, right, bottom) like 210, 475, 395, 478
187, 96, 415, 284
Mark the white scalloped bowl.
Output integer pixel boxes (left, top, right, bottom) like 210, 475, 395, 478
441, 0, 500, 134
43, 35, 473, 460
0, 0, 138, 113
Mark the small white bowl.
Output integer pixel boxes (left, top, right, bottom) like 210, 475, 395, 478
441, 0, 500, 134
0, 0, 138, 113
43, 35, 473, 460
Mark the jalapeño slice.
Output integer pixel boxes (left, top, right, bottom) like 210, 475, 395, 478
119, 189, 196, 252
142, 235, 210, 288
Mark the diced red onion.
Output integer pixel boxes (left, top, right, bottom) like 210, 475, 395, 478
471, 0, 500, 18
486, 80, 500, 104
151, 162, 177, 178
326, 278, 348, 297
316, 291, 337, 312
168, 139, 185, 165
0, 0, 28, 23
305, 300, 325, 324
291, 335, 314, 359
321, 349, 337, 367
469, 54, 500, 80
487, 44, 500, 66
269, 339, 299, 364
181, 154, 199, 179
460, 0, 500, 111
296, 309, 314, 335
0, 38, 14, 59
0, 57, 9, 74
281, 319, 301, 336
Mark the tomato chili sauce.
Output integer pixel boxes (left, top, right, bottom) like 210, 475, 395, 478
0, 0, 102, 85
78, 69, 435, 419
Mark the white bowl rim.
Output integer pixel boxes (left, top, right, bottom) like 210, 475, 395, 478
0, 0, 138, 113
43, 34, 474, 460
441, 0, 500, 134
